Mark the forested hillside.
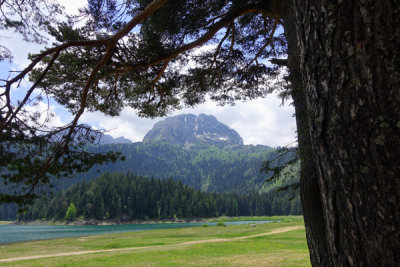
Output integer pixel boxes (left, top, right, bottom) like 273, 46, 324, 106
60, 141, 286, 193
1, 142, 297, 220
21, 172, 301, 221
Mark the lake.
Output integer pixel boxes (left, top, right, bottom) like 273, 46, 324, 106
0, 221, 271, 244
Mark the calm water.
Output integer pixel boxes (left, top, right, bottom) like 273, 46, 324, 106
0, 221, 271, 244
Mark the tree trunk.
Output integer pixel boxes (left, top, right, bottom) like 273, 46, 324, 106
283, 5, 331, 265
291, 0, 400, 265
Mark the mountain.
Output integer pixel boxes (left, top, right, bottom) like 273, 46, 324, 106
47, 112, 278, 192
0, 113, 299, 220
143, 114, 243, 147
97, 134, 132, 145
52, 129, 132, 145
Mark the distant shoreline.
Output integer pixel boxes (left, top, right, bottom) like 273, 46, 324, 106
12, 218, 209, 226
9, 215, 293, 226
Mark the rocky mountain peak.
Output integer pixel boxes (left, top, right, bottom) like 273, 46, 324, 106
98, 135, 132, 145
143, 113, 243, 147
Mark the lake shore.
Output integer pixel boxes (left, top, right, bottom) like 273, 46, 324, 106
10, 215, 293, 226
12, 217, 209, 226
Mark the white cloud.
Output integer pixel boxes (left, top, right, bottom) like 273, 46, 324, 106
0, 31, 44, 68
24, 101, 65, 129
62, 0, 87, 15
80, 109, 157, 143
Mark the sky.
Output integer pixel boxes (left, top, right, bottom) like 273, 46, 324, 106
0, 1, 297, 147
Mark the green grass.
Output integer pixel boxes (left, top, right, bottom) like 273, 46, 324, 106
208, 215, 303, 223
0, 217, 310, 266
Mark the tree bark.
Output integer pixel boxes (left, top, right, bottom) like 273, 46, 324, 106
291, 0, 400, 265
283, 4, 331, 265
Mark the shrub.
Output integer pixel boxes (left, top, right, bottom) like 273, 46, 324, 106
216, 222, 226, 227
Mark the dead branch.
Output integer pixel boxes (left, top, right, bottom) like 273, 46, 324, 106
0, 50, 61, 132
227, 22, 235, 58
246, 20, 278, 68
150, 58, 170, 88
209, 23, 232, 70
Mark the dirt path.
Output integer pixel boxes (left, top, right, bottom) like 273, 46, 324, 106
0, 226, 303, 263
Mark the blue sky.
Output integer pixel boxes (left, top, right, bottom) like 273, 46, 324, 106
0, 1, 296, 147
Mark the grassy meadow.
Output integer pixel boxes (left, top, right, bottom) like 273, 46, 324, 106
0, 216, 310, 266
